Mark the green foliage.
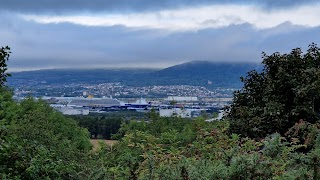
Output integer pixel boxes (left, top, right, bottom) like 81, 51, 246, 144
0, 46, 11, 87
3, 89, 320, 179
88, 113, 320, 179
0, 89, 92, 179
71, 114, 123, 139
92, 117, 270, 179
285, 120, 320, 151
116, 113, 198, 146
229, 43, 320, 138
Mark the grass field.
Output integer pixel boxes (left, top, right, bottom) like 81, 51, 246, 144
90, 139, 118, 151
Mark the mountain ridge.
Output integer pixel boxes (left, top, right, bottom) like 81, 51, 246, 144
9, 61, 262, 89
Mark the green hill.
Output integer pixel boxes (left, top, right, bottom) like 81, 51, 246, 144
9, 61, 262, 89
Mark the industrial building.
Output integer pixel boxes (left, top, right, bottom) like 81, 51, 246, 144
165, 96, 198, 101
68, 98, 121, 107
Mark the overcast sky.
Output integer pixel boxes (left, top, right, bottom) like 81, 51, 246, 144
1, 0, 320, 71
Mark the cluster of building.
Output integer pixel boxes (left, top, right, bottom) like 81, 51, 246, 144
12, 81, 233, 120
41, 95, 229, 119
13, 82, 234, 98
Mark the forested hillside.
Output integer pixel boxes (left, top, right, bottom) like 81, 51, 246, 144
8, 61, 260, 89
2, 44, 320, 179
152, 61, 261, 87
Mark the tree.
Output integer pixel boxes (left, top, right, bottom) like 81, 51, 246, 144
229, 43, 320, 138
0, 46, 11, 86
0, 47, 99, 179
0, 96, 93, 179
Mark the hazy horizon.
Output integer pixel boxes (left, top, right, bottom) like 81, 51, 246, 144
8, 60, 263, 73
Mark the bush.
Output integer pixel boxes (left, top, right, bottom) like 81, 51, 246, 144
0, 91, 92, 179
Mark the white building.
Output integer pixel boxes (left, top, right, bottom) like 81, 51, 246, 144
165, 96, 198, 102
159, 108, 202, 118
52, 106, 89, 115
205, 110, 225, 122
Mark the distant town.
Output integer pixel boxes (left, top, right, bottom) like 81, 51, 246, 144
13, 82, 236, 98
11, 81, 234, 119
8, 62, 249, 119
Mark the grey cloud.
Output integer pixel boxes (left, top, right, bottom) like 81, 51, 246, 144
0, 0, 216, 14
0, 0, 318, 14
1, 13, 320, 71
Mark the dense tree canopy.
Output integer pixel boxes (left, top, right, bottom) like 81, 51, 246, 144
0, 46, 11, 86
72, 114, 123, 139
229, 43, 320, 138
91, 114, 320, 179
0, 92, 92, 179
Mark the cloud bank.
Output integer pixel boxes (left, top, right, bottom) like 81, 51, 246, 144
22, 3, 320, 30
0, 0, 319, 71
1, 0, 319, 13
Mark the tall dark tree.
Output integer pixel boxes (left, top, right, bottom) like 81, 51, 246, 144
0, 46, 11, 86
229, 43, 320, 138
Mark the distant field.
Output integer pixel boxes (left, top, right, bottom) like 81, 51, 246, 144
90, 139, 118, 151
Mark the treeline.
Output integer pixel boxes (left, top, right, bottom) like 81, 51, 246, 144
69, 111, 147, 139
70, 114, 123, 139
